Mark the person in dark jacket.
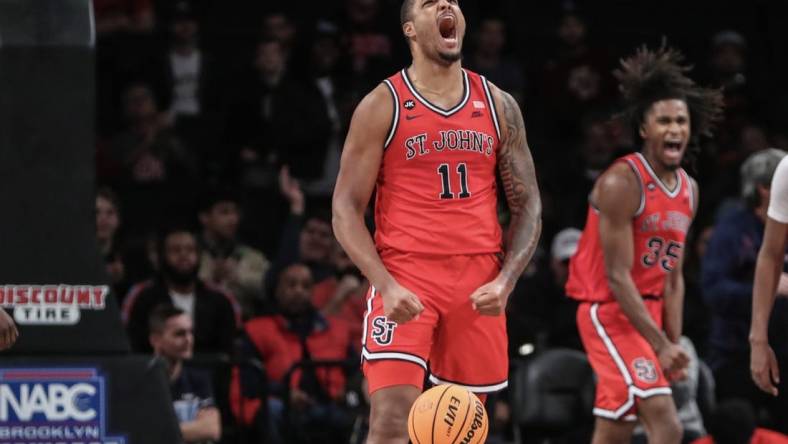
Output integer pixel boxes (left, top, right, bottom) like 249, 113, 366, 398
701, 148, 788, 433
123, 226, 240, 354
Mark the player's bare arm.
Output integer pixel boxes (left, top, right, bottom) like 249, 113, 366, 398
750, 215, 788, 396
662, 177, 697, 345
470, 85, 542, 316
595, 163, 688, 374
332, 86, 424, 324
0, 307, 19, 350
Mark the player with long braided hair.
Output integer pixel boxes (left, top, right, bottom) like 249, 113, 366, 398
566, 43, 723, 444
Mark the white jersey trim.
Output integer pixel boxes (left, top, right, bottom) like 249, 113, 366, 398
624, 158, 646, 217
684, 169, 695, 214
401, 68, 470, 117
362, 347, 428, 370
480, 75, 501, 140
382, 80, 399, 149
635, 152, 682, 198
428, 374, 508, 393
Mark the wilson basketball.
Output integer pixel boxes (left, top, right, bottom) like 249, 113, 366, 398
408, 384, 488, 444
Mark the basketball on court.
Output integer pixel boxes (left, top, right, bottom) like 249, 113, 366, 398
408, 384, 488, 444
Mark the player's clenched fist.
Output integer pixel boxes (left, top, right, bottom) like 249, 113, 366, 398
0, 308, 19, 350
470, 278, 513, 316
656, 341, 689, 378
381, 282, 424, 324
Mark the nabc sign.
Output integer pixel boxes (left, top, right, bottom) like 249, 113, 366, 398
0, 381, 96, 421
0, 368, 125, 444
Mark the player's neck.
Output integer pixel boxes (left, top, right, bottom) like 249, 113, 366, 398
407, 58, 463, 96
641, 149, 678, 187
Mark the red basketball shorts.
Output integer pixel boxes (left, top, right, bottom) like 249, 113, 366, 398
361, 250, 508, 395
576, 298, 671, 421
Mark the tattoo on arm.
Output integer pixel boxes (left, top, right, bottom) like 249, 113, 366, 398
497, 92, 542, 282
499, 94, 529, 214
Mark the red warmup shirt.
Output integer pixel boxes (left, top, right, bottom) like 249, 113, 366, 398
229, 314, 350, 425
374, 68, 503, 255
566, 152, 694, 302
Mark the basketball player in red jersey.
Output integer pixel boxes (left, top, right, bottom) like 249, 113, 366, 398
332, 0, 541, 442
566, 46, 723, 444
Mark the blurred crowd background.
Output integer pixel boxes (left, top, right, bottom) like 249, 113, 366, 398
91, 0, 788, 442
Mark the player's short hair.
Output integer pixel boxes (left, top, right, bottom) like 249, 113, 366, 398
400, 0, 415, 26
614, 42, 724, 165
148, 304, 185, 335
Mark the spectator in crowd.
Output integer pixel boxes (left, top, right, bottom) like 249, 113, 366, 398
541, 7, 614, 130
318, 240, 367, 352
706, 30, 766, 137
154, 1, 216, 129
96, 187, 122, 258
226, 38, 331, 253
634, 336, 708, 443
94, 0, 158, 134
264, 167, 336, 303
94, 0, 154, 36
111, 83, 197, 184
465, 16, 526, 105
123, 226, 239, 354
339, 0, 399, 85
230, 263, 354, 443
299, 20, 349, 197
198, 188, 269, 320
106, 82, 198, 236
262, 10, 298, 64
691, 399, 788, 444
149, 304, 221, 443
548, 111, 618, 231
702, 148, 788, 433
96, 187, 131, 300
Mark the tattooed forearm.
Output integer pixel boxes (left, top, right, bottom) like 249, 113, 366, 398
497, 91, 542, 285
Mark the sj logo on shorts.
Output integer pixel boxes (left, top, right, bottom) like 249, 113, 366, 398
632, 357, 658, 383
371, 316, 397, 346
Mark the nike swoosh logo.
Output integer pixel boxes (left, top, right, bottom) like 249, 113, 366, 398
405, 114, 423, 121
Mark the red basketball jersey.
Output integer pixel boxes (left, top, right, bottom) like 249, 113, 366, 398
566, 152, 695, 302
374, 68, 503, 255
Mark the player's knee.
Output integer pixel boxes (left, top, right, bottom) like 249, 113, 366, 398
368, 386, 419, 442
663, 416, 683, 442
649, 410, 682, 443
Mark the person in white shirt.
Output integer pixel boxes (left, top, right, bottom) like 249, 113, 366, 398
750, 153, 788, 396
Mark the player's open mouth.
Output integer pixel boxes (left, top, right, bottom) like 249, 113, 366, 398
438, 13, 457, 46
664, 141, 682, 151
663, 140, 683, 159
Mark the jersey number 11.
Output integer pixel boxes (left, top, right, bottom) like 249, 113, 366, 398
437, 162, 471, 200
